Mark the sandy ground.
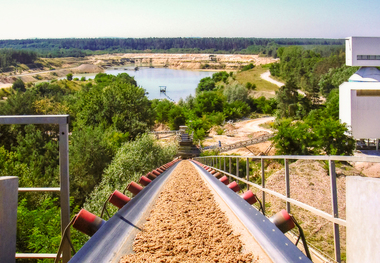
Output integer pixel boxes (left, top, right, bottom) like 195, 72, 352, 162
203, 117, 275, 155
120, 161, 257, 262
353, 150, 380, 178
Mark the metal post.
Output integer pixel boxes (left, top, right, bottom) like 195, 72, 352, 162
236, 157, 239, 177
59, 121, 71, 263
224, 157, 226, 172
246, 157, 249, 190
0, 177, 18, 263
285, 159, 290, 213
229, 157, 231, 174
261, 158, 265, 214
219, 157, 221, 170
329, 160, 341, 263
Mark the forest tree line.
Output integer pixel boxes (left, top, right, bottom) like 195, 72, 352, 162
0, 49, 38, 72
0, 37, 344, 58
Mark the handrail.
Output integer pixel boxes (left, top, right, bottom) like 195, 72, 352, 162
194, 154, 380, 263
203, 134, 274, 152
18, 187, 61, 192
0, 115, 71, 263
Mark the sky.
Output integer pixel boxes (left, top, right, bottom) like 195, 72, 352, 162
1, 0, 380, 39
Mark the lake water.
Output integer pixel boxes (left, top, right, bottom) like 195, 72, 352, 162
68, 67, 216, 101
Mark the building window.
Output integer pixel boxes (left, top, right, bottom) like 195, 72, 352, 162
357, 55, 380, 60
357, 90, 380, 96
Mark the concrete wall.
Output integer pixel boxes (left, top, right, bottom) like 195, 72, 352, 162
339, 83, 352, 127
0, 176, 18, 263
339, 82, 380, 139
346, 37, 380, 67
347, 176, 380, 263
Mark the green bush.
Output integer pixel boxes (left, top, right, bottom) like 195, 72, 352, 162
12, 79, 26, 92
84, 134, 177, 216
223, 84, 249, 103
241, 63, 255, 71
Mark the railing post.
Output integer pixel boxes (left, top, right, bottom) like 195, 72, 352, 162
224, 157, 226, 172
246, 157, 249, 190
219, 157, 221, 170
236, 157, 239, 177
261, 158, 265, 214
285, 159, 290, 213
0, 177, 18, 263
59, 121, 71, 263
329, 160, 341, 263
229, 157, 232, 181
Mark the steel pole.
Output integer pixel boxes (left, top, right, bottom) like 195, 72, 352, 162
246, 157, 249, 190
329, 160, 341, 263
0, 177, 18, 263
285, 159, 290, 213
261, 158, 265, 214
236, 157, 239, 177
59, 122, 71, 263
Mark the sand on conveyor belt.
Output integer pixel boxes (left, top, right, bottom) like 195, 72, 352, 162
120, 161, 255, 263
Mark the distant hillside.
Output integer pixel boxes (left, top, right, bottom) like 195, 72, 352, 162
0, 37, 344, 58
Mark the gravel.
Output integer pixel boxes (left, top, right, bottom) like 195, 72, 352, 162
120, 161, 255, 263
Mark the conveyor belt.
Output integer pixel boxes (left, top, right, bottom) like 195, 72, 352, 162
70, 160, 311, 263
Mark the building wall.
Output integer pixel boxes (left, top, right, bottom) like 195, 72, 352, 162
339, 82, 380, 139
347, 176, 380, 263
346, 37, 380, 67
339, 83, 352, 127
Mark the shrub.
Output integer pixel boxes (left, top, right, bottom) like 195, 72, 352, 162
12, 79, 26, 92
241, 63, 255, 71
84, 134, 177, 216
66, 73, 73, 81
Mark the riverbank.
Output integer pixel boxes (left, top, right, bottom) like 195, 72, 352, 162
0, 53, 278, 88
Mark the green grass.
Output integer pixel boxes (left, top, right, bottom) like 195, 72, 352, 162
235, 65, 280, 95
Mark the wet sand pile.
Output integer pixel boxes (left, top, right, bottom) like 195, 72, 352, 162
120, 161, 255, 263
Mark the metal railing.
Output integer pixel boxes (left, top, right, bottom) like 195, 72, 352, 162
202, 134, 273, 152
0, 115, 71, 263
194, 154, 380, 263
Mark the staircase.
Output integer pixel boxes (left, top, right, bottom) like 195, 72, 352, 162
176, 126, 200, 158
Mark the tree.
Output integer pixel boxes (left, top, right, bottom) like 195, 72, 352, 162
194, 91, 225, 116
12, 79, 26, 92
212, 71, 229, 83
151, 99, 175, 123
74, 74, 154, 138
245, 82, 256, 90
272, 119, 316, 155
66, 73, 73, 81
276, 79, 299, 118
196, 77, 215, 93
223, 84, 249, 103
168, 105, 186, 130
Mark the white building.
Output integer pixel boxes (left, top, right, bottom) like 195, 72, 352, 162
345, 37, 380, 67
340, 37, 380, 148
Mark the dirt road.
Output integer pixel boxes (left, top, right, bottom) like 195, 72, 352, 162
203, 117, 275, 156
260, 71, 284, 87
260, 71, 308, 96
